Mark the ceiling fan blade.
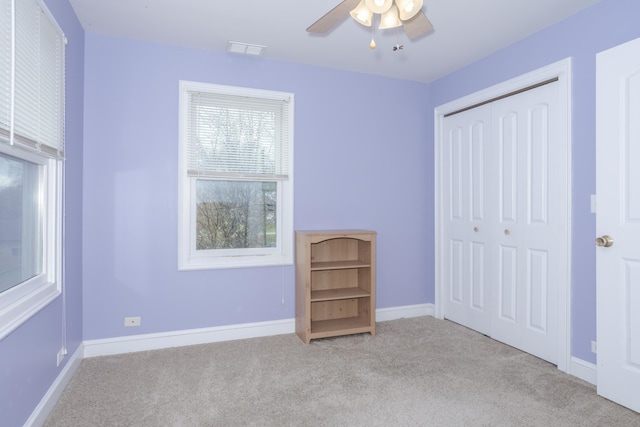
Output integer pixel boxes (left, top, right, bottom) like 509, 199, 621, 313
402, 11, 434, 40
306, 0, 361, 33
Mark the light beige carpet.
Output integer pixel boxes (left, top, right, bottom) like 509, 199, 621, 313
45, 316, 639, 426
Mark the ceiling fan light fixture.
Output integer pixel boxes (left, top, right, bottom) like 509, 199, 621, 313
379, 4, 402, 29
396, 0, 423, 21
350, 0, 373, 26
364, 0, 392, 14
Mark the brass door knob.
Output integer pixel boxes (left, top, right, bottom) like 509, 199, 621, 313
595, 235, 614, 247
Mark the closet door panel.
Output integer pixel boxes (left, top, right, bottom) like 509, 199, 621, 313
449, 239, 464, 303
527, 248, 549, 332
499, 112, 518, 224
528, 105, 550, 225
449, 128, 464, 221
490, 82, 560, 364
471, 242, 486, 310
498, 245, 518, 323
471, 122, 486, 221
442, 105, 492, 335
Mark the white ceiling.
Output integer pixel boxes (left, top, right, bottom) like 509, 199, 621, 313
68, 0, 601, 83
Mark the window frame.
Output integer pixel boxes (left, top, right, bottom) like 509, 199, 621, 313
0, 0, 65, 341
178, 81, 294, 270
0, 145, 62, 340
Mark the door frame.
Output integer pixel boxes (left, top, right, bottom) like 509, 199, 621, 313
433, 58, 573, 373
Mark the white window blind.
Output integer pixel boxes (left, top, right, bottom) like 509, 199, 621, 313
0, 0, 65, 159
186, 91, 290, 180
0, 0, 11, 133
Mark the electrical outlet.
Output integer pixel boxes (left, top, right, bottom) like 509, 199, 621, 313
591, 341, 597, 354
56, 348, 67, 367
124, 316, 141, 327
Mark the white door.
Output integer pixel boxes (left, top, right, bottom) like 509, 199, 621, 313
442, 80, 565, 365
489, 82, 562, 364
596, 37, 640, 413
442, 104, 492, 336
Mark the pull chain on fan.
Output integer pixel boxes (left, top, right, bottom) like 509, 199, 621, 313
370, 15, 376, 49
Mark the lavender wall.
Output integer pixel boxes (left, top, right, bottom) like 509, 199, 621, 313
0, 0, 84, 425
429, 0, 640, 363
82, 0, 640, 365
82, 35, 432, 340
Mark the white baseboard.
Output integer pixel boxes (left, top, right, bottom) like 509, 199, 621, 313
84, 303, 435, 358
25, 343, 84, 427
84, 318, 296, 358
570, 357, 597, 385
376, 303, 434, 321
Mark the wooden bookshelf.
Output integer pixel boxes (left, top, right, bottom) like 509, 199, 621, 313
295, 230, 376, 344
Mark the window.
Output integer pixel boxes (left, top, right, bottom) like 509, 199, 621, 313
178, 81, 294, 270
0, 153, 42, 294
0, 0, 64, 340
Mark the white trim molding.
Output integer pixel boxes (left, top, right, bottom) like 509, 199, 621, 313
24, 343, 84, 427
570, 357, 597, 385
376, 303, 434, 321
84, 304, 435, 358
84, 318, 295, 358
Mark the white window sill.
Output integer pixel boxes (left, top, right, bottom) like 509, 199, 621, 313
0, 280, 60, 341
179, 254, 293, 271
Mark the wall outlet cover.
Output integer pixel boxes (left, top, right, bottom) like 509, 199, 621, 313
124, 316, 141, 327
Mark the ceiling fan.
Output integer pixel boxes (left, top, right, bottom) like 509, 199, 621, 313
307, 0, 433, 42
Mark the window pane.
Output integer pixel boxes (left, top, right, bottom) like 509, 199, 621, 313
0, 152, 42, 293
196, 180, 276, 250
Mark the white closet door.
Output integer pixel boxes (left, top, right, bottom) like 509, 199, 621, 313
442, 104, 492, 335
490, 81, 561, 364
441, 81, 563, 365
